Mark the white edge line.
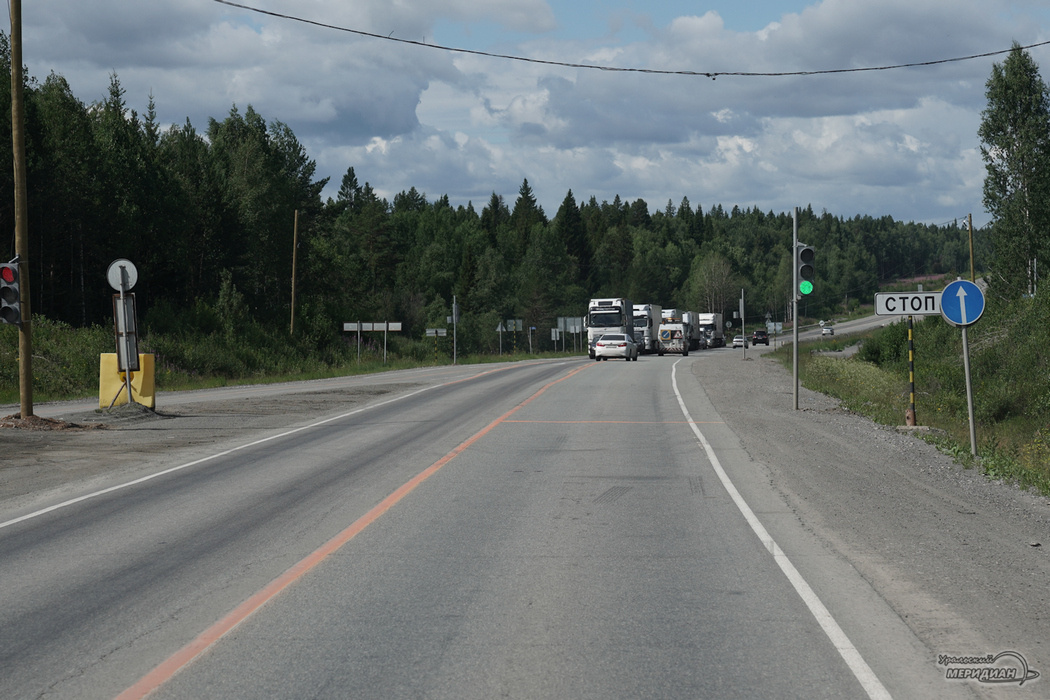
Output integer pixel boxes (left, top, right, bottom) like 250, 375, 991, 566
0, 382, 447, 531
671, 360, 892, 700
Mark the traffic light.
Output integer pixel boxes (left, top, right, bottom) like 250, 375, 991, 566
0, 262, 20, 325
796, 244, 815, 296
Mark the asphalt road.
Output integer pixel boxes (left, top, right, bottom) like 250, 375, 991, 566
1, 349, 1046, 699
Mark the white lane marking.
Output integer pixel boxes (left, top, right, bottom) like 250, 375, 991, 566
671, 360, 892, 700
0, 382, 445, 531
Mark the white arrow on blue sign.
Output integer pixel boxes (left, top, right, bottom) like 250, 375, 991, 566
940, 280, 985, 327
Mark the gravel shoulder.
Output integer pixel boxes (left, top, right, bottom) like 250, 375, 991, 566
695, 346, 1049, 684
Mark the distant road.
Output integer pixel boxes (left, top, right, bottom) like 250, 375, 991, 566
788, 312, 899, 343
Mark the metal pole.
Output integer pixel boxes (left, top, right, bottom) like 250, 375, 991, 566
120, 267, 133, 404
740, 288, 746, 359
907, 316, 916, 425
962, 325, 977, 456
792, 207, 799, 410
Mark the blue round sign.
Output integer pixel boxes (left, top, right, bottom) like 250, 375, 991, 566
940, 280, 985, 327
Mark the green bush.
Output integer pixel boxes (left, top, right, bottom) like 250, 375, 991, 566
0, 317, 112, 404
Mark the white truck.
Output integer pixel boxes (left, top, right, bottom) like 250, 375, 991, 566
586, 298, 634, 359
656, 315, 692, 356
681, 311, 707, 350
694, 312, 725, 348
632, 303, 662, 353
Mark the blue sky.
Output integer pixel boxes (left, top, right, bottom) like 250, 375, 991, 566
20, 1, 1050, 227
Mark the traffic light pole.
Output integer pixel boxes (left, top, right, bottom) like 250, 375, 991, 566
792, 207, 799, 410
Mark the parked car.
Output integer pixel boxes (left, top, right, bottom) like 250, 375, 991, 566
731, 334, 748, 348
821, 326, 835, 336
750, 329, 769, 345
594, 333, 639, 361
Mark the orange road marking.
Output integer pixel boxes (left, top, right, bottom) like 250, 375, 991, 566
115, 362, 591, 700
503, 419, 723, 424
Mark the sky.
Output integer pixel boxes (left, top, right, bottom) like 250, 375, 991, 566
19, 0, 1050, 227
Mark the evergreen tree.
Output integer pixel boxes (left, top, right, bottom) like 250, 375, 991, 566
509, 179, 546, 258
553, 190, 589, 276
979, 43, 1050, 296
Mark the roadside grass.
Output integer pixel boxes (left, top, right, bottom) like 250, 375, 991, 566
0, 317, 579, 406
773, 290, 1050, 496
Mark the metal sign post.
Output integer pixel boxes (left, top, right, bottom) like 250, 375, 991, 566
940, 279, 986, 456
343, 321, 402, 363
107, 259, 139, 406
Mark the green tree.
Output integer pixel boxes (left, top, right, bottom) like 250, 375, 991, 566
687, 252, 737, 316
509, 179, 546, 259
34, 72, 100, 324
979, 44, 1050, 297
553, 190, 589, 276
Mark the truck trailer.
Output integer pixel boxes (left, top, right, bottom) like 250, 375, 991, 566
632, 303, 662, 353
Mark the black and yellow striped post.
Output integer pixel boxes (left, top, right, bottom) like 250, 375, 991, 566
906, 316, 917, 426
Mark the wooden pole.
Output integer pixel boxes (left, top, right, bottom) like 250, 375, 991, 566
967, 213, 975, 282
10, 0, 33, 417
290, 209, 298, 335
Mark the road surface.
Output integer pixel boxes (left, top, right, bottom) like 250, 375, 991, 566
1, 349, 1046, 699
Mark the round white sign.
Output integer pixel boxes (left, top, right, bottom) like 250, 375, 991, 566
107, 259, 138, 291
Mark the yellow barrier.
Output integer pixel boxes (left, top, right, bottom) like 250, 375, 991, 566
98, 353, 156, 409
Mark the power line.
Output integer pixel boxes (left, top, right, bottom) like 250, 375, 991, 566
213, 0, 1050, 79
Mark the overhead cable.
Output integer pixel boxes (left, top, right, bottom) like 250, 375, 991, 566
212, 0, 1050, 79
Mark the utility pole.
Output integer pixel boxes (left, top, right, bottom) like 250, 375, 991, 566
10, 0, 33, 417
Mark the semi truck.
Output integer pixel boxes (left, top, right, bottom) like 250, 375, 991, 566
586, 298, 634, 359
681, 311, 707, 350
694, 312, 725, 348
632, 303, 662, 353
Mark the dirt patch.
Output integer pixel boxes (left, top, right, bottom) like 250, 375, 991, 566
0, 414, 104, 431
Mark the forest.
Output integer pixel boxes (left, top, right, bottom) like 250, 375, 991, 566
0, 40, 985, 357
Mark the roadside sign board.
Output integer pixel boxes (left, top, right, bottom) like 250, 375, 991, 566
112, 293, 140, 372
940, 280, 985, 327
874, 292, 941, 316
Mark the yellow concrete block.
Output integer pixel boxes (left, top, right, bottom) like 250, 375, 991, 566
99, 353, 156, 409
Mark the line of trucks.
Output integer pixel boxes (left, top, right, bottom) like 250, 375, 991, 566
585, 298, 725, 359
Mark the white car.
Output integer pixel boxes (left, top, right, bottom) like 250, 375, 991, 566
821, 326, 835, 336
731, 334, 748, 348
594, 333, 639, 361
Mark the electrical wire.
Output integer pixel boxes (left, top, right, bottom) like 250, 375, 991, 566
212, 0, 1050, 79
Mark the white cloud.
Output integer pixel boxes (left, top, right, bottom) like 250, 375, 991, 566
20, 0, 1050, 226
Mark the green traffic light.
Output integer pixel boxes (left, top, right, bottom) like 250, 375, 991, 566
799, 280, 814, 295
